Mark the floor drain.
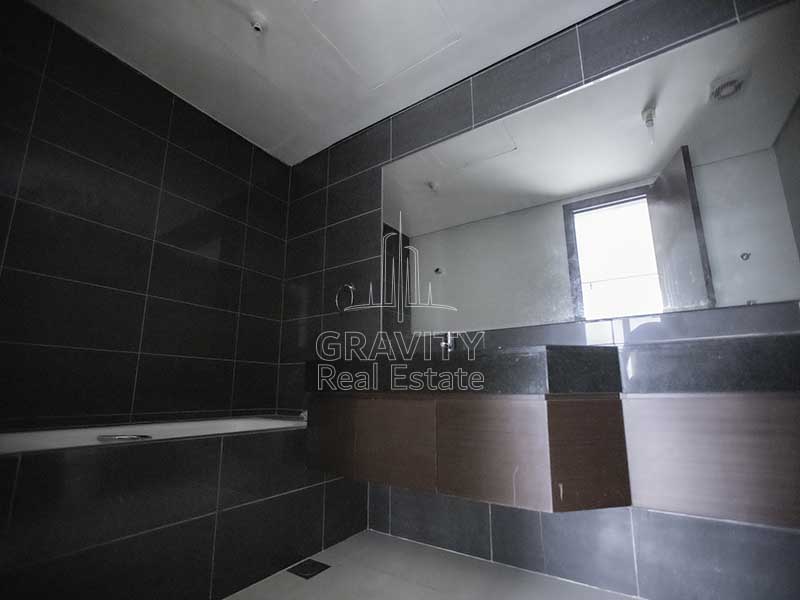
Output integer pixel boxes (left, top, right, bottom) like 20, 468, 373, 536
287, 559, 331, 580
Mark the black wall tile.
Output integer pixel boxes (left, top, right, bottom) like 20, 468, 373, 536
149, 243, 241, 311
286, 229, 324, 278
164, 145, 248, 221
579, 0, 735, 80
20, 139, 159, 237
0, 1, 53, 72
4, 437, 220, 569
0, 455, 17, 531
491, 504, 545, 573
329, 120, 390, 184
278, 363, 307, 410
0, 125, 27, 197
0, 195, 13, 262
322, 308, 381, 343
232, 363, 277, 410
248, 186, 286, 238
288, 189, 326, 237
236, 315, 280, 363
0, 343, 135, 421
284, 272, 324, 319
0, 61, 40, 132
325, 210, 381, 268
212, 485, 323, 599
156, 192, 244, 265
220, 429, 322, 508
0, 269, 144, 350
392, 82, 472, 156
327, 168, 381, 225
243, 227, 284, 278
737, 0, 790, 18
368, 482, 390, 533
545, 345, 621, 393
281, 316, 322, 363
634, 509, 800, 600
252, 147, 290, 201
134, 355, 233, 414
473, 30, 581, 124
322, 257, 381, 315
142, 297, 236, 359
324, 478, 367, 548
170, 99, 251, 179
5, 201, 151, 292
390, 487, 491, 559
291, 149, 328, 200
240, 270, 282, 319
541, 508, 637, 595
3, 514, 215, 600
34, 80, 166, 185
46, 25, 172, 136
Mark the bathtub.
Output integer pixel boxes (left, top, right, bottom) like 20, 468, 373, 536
0, 416, 306, 455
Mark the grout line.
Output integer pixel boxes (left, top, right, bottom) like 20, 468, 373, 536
538, 511, 547, 573
469, 78, 475, 128
218, 474, 329, 515
275, 163, 292, 411
733, 0, 741, 23
285, 253, 381, 282
575, 26, 586, 84
208, 437, 225, 600
629, 507, 641, 598
0, 20, 55, 274
4, 454, 22, 534
130, 97, 175, 421
287, 207, 383, 242
388, 486, 392, 534
488, 503, 494, 561
366, 481, 371, 530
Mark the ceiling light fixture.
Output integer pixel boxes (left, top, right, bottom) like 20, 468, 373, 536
641, 105, 656, 145
709, 71, 748, 102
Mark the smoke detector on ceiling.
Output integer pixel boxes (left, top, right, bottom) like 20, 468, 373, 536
709, 70, 748, 102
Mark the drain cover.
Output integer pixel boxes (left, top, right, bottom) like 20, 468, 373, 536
287, 559, 330, 580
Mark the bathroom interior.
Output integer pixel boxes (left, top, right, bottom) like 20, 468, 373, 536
1, 0, 799, 598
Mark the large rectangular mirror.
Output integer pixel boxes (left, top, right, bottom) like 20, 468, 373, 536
382, 6, 800, 334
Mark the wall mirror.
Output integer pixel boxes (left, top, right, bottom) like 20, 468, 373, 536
382, 7, 800, 335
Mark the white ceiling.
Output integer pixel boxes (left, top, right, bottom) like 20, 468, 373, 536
31, 0, 618, 165
384, 3, 800, 237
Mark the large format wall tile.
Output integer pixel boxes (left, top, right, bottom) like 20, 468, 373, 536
329, 120, 390, 184
252, 147, 290, 201
243, 227, 285, 277
325, 210, 381, 268
284, 272, 324, 319
232, 362, 278, 410
368, 482, 390, 534
235, 315, 281, 363
0, 61, 40, 132
0, 125, 28, 197
0, 1, 53, 72
141, 297, 236, 359
285, 229, 325, 278
291, 149, 328, 200
327, 167, 381, 224
324, 479, 367, 548
248, 185, 286, 238
490, 504, 545, 573
288, 188, 326, 237
240, 270, 282, 319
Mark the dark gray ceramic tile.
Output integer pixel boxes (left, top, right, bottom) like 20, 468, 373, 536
291, 149, 328, 200
284, 272, 324, 319
545, 345, 621, 393
473, 29, 580, 124
329, 120, 390, 183
252, 147, 289, 201
148, 243, 241, 311
277, 363, 307, 410
621, 334, 800, 393
46, 25, 172, 136
736, 0, 791, 18
0, 60, 40, 132
0, 1, 53, 72
0, 124, 27, 197
482, 319, 614, 350
33, 80, 166, 185
240, 270, 282, 319
3, 438, 220, 570
286, 229, 324, 278
324, 479, 367, 548
163, 145, 248, 220
156, 192, 244, 265
541, 508, 637, 595
243, 227, 284, 278
368, 482, 390, 533
170, 99, 251, 179
19, 139, 159, 236
141, 297, 236, 359
134, 355, 233, 414
221, 429, 322, 508
325, 210, 381, 268
392, 82, 472, 156
327, 168, 381, 225
235, 315, 280, 363
5, 201, 152, 292
391, 488, 490, 559
321, 309, 381, 345
3, 513, 214, 600
579, 0, 735, 80
0, 195, 12, 254
322, 257, 381, 314
212, 485, 323, 599
490, 504, 545, 573
281, 316, 322, 363
0, 455, 17, 531
634, 509, 800, 600
288, 189, 326, 238
248, 186, 286, 239
232, 363, 277, 410
0, 269, 143, 350
0, 343, 135, 421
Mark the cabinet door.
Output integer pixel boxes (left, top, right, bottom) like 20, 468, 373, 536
436, 395, 552, 511
308, 395, 355, 478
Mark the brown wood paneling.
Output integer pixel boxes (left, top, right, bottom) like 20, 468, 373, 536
623, 392, 800, 528
353, 394, 436, 490
547, 395, 631, 511
436, 394, 553, 511
307, 395, 355, 478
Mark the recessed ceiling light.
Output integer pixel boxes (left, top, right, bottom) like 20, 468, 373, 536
709, 71, 748, 102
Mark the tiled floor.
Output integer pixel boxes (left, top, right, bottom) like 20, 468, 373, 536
224, 531, 635, 600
